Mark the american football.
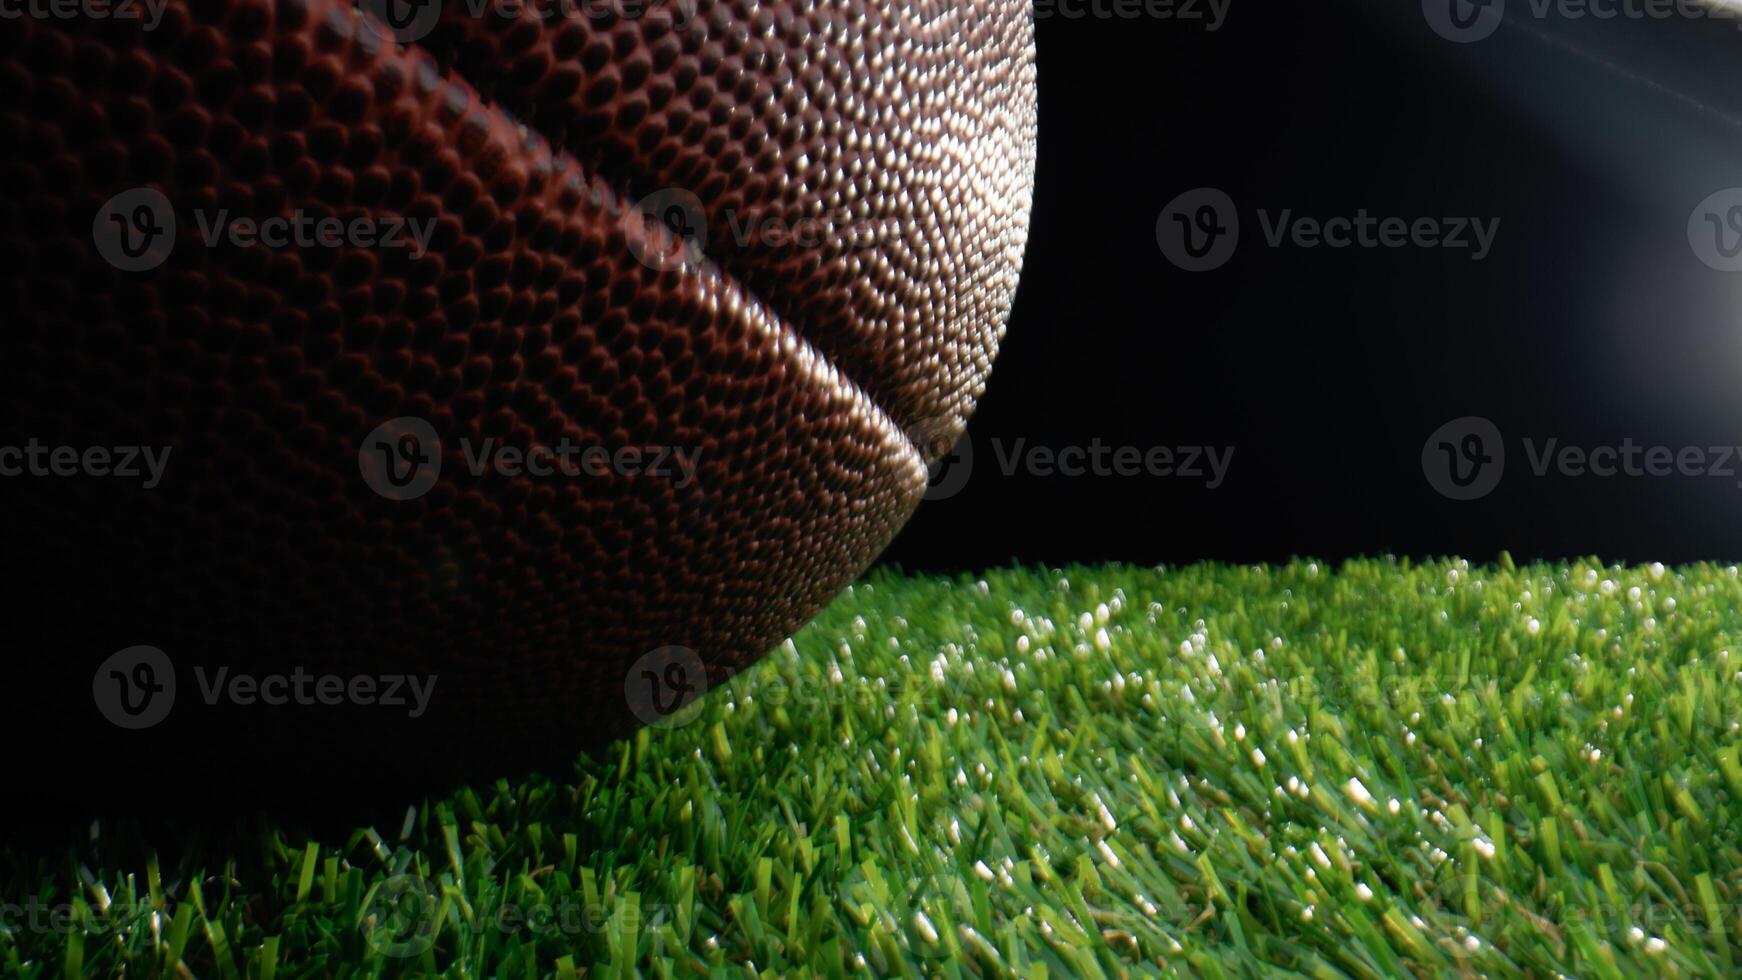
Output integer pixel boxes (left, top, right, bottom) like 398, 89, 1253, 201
15, 1, 1742, 976
0, 0, 1036, 799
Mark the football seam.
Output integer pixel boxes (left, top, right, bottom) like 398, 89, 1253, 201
403, 26, 935, 479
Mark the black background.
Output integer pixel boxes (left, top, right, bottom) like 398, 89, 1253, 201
882, 0, 1742, 571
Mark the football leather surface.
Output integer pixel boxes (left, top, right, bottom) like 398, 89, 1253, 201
0, 0, 1035, 799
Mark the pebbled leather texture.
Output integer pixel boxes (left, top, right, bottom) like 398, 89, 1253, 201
0, 0, 1035, 798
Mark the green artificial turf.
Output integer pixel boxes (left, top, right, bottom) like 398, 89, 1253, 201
6, 558, 1742, 977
